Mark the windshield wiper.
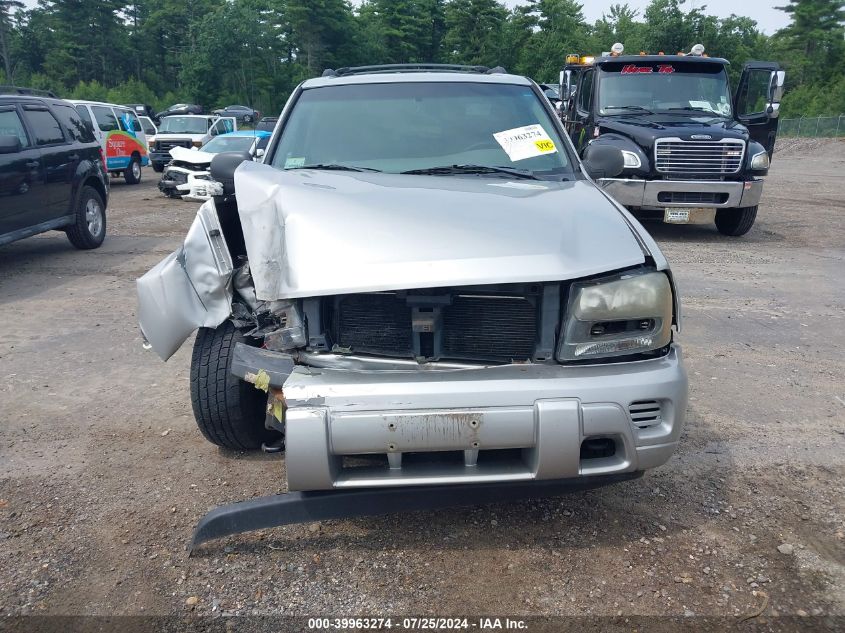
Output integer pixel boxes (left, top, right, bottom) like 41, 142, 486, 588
663, 106, 725, 116
400, 164, 541, 180
287, 163, 381, 172
604, 105, 654, 114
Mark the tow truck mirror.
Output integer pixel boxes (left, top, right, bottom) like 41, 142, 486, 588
0, 135, 22, 154
770, 70, 786, 104
210, 151, 252, 196
582, 144, 625, 180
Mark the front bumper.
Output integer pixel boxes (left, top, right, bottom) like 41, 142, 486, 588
598, 177, 763, 211
159, 165, 216, 201
266, 346, 687, 491
150, 150, 172, 166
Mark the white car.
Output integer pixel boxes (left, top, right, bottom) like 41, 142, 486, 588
158, 130, 271, 201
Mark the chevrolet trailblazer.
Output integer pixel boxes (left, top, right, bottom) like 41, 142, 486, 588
137, 64, 688, 494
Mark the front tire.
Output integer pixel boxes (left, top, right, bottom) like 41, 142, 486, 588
124, 156, 142, 184
66, 186, 106, 249
190, 321, 280, 450
715, 205, 757, 236
152, 162, 164, 173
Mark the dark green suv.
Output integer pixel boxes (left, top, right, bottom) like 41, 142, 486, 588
0, 88, 109, 249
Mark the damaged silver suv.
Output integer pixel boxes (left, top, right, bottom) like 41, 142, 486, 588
137, 64, 688, 493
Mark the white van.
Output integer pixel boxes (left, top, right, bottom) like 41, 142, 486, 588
70, 100, 149, 184
149, 115, 236, 172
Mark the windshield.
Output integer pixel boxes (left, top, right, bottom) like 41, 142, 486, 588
201, 135, 255, 154
597, 61, 732, 117
272, 82, 572, 176
158, 116, 209, 134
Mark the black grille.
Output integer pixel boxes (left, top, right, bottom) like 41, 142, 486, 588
164, 169, 188, 185
442, 295, 536, 362
657, 191, 729, 204
336, 294, 413, 356
333, 289, 539, 363
155, 139, 192, 151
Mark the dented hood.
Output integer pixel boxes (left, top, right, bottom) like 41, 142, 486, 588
169, 145, 214, 165
235, 161, 646, 300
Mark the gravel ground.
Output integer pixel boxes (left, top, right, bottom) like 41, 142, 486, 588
0, 140, 843, 630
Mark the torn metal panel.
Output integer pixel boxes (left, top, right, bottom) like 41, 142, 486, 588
233, 161, 647, 301
137, 201, 234, 360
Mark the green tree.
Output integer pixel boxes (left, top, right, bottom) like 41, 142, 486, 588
772, 0, 845, 85
518, 0, 593, 80
0, 0, 23, 82
442, 0, 508, 66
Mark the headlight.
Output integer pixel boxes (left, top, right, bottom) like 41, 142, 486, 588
621, 150, 642, 169
750, 150, 769, 170
192, 140, 203, 148
558, 271, 673, 361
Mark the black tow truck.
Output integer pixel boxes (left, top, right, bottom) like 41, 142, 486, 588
559, 45, 785, 236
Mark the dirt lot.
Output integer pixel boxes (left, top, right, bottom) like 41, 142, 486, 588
1, 140, 843, 629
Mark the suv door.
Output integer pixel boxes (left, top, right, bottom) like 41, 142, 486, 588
0, 105, 46, 237
734, 62, 785, 159
20, 103, 76, 222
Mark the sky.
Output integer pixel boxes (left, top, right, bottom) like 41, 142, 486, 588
506, 0, 790, 34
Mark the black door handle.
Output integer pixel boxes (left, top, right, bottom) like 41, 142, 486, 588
25, 160, 39, 168
67, 154, 79, 161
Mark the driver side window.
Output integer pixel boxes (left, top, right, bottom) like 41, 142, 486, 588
737, 70, 770, 116
578, 70, 594, 113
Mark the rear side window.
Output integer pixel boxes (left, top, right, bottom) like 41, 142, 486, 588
91, 105, 119, 132
75, 105, 94, 130
21, 106, 65, 145
53, 104, 96, 143
0, 109, 30, 147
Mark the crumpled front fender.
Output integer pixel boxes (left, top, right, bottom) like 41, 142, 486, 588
137, 200, 234, 360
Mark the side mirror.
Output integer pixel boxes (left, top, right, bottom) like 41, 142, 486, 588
209, 127, 218, 137
582, 144, 625, 179
210, 151, 252, 195
0, 135, 22, 154
255, 148, 265, 158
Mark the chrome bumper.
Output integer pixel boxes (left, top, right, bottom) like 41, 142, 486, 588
598, 178, 764, 210
281, 346, 688, 491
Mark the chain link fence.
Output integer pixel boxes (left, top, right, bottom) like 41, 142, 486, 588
779, 115, 845, 137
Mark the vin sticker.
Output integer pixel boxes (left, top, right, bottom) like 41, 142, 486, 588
493, 124, 557, 161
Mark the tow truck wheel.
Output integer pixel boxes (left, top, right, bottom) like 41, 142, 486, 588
190, 321, 281, 451
152, 162, 164, 173
715, 205, 757, 237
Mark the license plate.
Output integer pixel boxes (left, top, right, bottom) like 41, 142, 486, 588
664, 208, 690, 223
664, 207, 716, 224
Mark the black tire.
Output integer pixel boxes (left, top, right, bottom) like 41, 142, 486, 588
715, 206, 757, 236
152, 162, 164, 173
190, 321, 279, 450
243, 114, 253, 124
66, 185, 106, 250
124, 155, 142, 184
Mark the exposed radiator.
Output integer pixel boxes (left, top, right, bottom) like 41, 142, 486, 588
333, 289, 539, 363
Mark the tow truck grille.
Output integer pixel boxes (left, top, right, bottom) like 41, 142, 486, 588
654, 138, 745, 175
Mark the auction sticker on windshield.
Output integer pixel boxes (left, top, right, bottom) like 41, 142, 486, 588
493, 124, 557, 161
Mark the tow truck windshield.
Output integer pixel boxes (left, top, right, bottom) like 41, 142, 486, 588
597, 61, 732, 117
